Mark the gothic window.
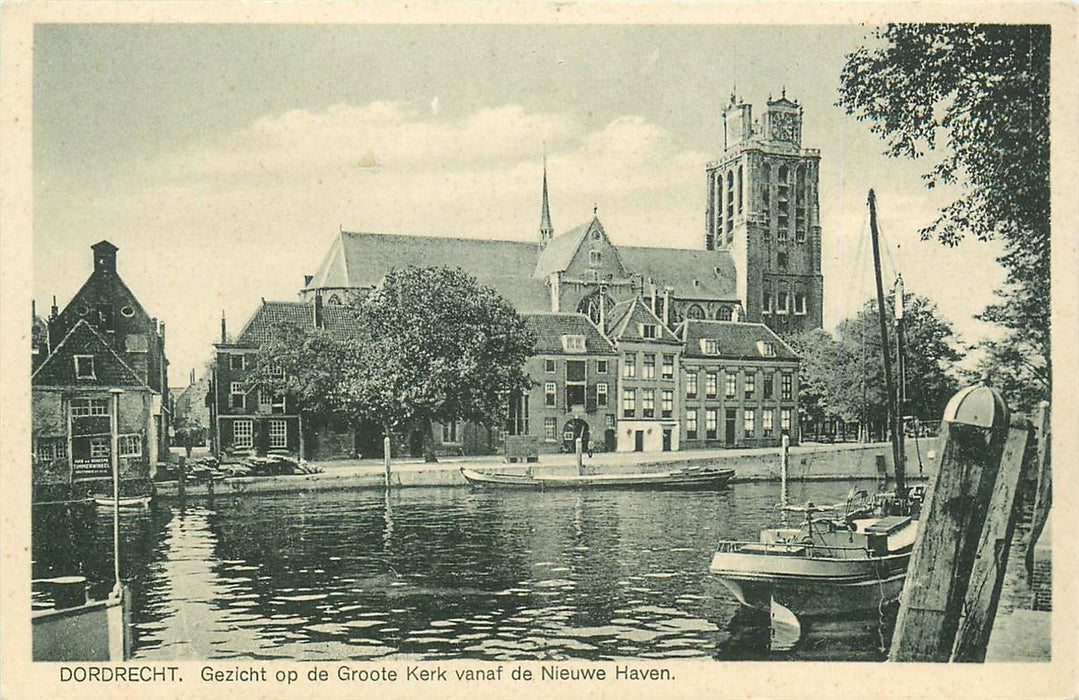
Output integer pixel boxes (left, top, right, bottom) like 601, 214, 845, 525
576, 290, 614, 326
778, 251, 788, 268
795, 165, 807, 243
725, 170, 735, 240
686, 304, 705, 320
714, 172, 724, 247
737, 164, 744, 214
777, 164, 790, 240
717, 307, 733, 321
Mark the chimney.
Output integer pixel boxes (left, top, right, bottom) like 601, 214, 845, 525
190, 368, 196, 385
220, 310, 227, 344
731, 306, 740, 323
599, 285, 607, 332
662, 288, 671, 326
650, 283, 657, 315
31, 298, 36, 320
314, 292, 324, 329
50, 295, 58, 320
549, 272, 561, 313
91, 240, 119, 276
304, 275, 314, 287
159, 321, 166, 348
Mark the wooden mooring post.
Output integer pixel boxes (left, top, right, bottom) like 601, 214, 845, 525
890, 385, 1030, 662
383, 435, 392, 488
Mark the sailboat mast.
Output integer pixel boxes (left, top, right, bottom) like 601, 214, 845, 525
867, 190, 906, 496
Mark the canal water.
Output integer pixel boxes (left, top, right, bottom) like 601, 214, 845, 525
33, 479, 894, 662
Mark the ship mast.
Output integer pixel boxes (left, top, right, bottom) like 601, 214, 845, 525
868, 190, 906, 498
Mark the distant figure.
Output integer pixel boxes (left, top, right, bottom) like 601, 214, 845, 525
587, 441, 595, 458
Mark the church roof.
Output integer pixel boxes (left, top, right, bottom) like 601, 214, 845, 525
533, 222, 591, 278
522, 313, 617, 356
681, 319, 799, 361
619, 246, 738, 300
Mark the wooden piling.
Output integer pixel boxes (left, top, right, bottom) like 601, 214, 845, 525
177, 455, 186, 501
890, 386, 1010, 662
951, 422, 1030, 661
383, 435, 392, 488
575, 437, 583, 476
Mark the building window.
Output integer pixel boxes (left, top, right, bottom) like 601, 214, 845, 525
545, 359, 556, 373
269, 364, 285, 380
265, 420, 286, 448
778, 251, 788, 269
606, 414, 616, 429
725, 374, 737, 399
687, 410, 698, 440
230, 382, 246, 410
507, 393, 529, 436
794, 293, 807, 315
744, 409, 756, 438
759, 341, 777, 357
118, 434, 141, 457
597, 359, 608, 374
781, 408, 792, 431
36, 438, 67, 461
74, 355, 95, 379
745, 373, 756, 399
640, 324, 657, 339
230, 354, 246, 371
762, 291, 773, 315
566, 360, 586, 408
622, 388, 636, 418
643, 354, 656, 379
764, 374, 774, 399
561, 335, 586, 353
90, 436, 110, 459
642, 389, 655, 418
272, 394, 287, 414
258, 388, 271, 408
597, 382, 609, 407
737, 164, 744, 214
706, 409, 718, 439
589, 250, 602, 267
661, 355, 675, 380
686, 372, 698, 399
686, 304, 705, 320
717, 307, 733, 321
441, 421, 458, 444
706, 372, 719, 399
763, 410, 775, 437
782, 373, 793, 400
701, 338, 720, 355
70, 398, 108, 416
777, 291, 789, 314
233, 419, 253, 449
544, 417, 557, 442
661, 390, 673, 418
623, 354, 636, 378
544, 382, 557, 407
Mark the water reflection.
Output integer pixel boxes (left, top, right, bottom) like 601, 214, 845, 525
33, 480, 890, 661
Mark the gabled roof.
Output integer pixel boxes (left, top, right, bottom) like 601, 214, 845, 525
533, 222, 590, 278
607, 297, 680, 345
232, 301, 362, 347
305, 231, 538, 291
619, 246, 738, 300
681, 319, 800, 361
32, 319, 147, 388
522, 313, 616, 356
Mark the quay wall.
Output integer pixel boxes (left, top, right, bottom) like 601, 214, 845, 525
156, 438, 940, 498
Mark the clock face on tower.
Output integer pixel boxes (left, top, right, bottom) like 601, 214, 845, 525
771, 113, 797, 142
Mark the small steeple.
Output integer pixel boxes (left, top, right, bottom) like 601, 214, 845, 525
539, 153, 553, 250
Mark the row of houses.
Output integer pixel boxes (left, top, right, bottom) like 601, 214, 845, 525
207, 291, 800, 462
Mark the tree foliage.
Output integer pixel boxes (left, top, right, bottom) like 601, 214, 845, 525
250, 267, 536, 460
790, 292, 962, 439
839, 24, 1050, 411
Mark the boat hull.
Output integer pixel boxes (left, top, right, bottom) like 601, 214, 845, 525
710, 549, 909, 617
94, 496, 151, 509
460, 467, 734, 490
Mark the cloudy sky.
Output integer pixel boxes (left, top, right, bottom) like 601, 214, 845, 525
33, 23, 1007, 383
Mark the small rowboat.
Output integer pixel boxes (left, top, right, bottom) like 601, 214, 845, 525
93, 495, 151, 509
460, 466, 734, 490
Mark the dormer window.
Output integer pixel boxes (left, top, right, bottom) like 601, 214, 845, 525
74, 355, 95, 379
640, 324, 657, 339
758, 341, 777, 357
561, 334, 586, 353
700, 339, 720, 355
589, 250, 602, 266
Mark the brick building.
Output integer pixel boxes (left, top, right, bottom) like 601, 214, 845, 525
31, 241, 169, 494
678, 319, 800, 449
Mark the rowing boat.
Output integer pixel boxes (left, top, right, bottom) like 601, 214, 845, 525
460, 466, 734, 490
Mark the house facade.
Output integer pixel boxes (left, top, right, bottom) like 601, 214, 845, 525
679, 319, 800, 449
31, 241, 169, 495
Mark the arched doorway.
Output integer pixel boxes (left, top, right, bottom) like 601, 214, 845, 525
561, 418, 590, 454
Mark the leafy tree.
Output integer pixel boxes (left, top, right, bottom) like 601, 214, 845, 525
347, 267, 535, 461
251, 267, 535, 462
838, 24, 1050, 412
786, 329, 842, 434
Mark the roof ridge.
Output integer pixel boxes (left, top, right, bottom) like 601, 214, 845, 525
341, 230, 535, 246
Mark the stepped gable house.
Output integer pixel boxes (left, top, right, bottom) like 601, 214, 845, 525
227, 94, 816, 454
32, 241, 170, 494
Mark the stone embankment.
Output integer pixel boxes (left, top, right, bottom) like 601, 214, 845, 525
156, 438, 939, 498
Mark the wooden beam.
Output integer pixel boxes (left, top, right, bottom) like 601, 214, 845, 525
1026, 402, 1051, 580
890, 419, 1007, 661
951, 424, 1030, 662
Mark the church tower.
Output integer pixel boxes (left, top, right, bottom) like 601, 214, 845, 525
539, 156, 554, 250
705, 91, 823, 334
